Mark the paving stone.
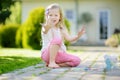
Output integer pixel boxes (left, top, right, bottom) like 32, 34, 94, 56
57, 77, 79, 80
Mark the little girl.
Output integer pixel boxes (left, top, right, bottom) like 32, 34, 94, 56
41, 3, 85, 68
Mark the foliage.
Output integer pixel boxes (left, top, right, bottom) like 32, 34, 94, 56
64, 19, 71, 47
0, 24, 19, 47
15, 25, 23, 48
105, 34, 120, 47
79, 12, 93, 24
5, 1, 21, 24
16, 7, 45, 49
0, 0, 20, 24
64, 18, 70, 32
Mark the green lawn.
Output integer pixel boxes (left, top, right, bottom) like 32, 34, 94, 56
0, 48, 42, 74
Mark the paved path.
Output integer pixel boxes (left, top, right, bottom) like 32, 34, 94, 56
0, 46, 120, 80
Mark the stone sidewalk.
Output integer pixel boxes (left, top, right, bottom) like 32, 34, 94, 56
0, 46, 120, 80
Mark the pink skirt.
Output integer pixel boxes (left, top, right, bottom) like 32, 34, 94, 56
41, 37, 80, 67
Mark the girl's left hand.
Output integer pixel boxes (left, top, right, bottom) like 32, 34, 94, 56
77, 27, 86, 37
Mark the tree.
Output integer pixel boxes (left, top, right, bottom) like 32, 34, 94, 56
78, 12, 93, 24
5, 1, 21, 24
0, 0, 17, 24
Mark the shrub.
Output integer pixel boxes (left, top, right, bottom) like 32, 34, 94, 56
0, 24, 19, 47
64, 19, 71, 47
105, 34, 120, 47
16, 7, 45, 49
15, 25, 23, 48
79, 12, 93, 24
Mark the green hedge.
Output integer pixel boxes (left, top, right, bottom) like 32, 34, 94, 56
0, 24, 19, 47
16, 7, 45, 49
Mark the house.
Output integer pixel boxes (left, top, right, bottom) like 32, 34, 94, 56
21, 0, 120, 46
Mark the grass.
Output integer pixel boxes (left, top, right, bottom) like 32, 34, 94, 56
0, 48, 42, 74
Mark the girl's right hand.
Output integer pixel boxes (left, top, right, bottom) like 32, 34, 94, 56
42, 17, 53, 33
46, 17, 54, 27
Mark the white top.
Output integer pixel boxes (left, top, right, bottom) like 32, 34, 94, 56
41, 28, 66, 52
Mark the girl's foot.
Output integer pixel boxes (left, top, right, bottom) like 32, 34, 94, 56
48, 63, 60, 68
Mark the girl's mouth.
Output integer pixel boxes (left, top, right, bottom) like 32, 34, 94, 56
53, 20, 56, 23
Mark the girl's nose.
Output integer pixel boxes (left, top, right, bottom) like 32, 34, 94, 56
51, 15, 56, 18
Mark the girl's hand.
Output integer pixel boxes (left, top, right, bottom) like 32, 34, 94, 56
46, 16, 54, 27
77, 27, 86, 37
42, 17, 54, 34
62, 26, 85, 42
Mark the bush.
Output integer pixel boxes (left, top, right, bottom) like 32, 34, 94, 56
105, 34, 120, 47
15, 25, 23, 48
79, 12, 93, 24
16, 7, 45, 49
0, 24, 19, 47
64, 19, 71, 47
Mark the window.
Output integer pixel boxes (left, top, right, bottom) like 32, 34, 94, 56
65, 10, 73, 20
99, 10, 109, 39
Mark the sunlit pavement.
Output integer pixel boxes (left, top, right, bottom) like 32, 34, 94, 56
0, 46, 120, 80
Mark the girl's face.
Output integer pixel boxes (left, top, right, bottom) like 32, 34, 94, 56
47, 8, 60, 25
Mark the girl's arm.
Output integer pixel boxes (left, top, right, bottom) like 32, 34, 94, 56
62, 27, 85, 42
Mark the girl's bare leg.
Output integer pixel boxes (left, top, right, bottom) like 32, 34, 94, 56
48, 44, 60, 68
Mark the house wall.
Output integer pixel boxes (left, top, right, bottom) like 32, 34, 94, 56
78, 0, 120, 45
21, 0, 120, 46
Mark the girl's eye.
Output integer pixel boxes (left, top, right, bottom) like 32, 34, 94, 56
49, 14, 52, 16
55, 15, 58, 17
